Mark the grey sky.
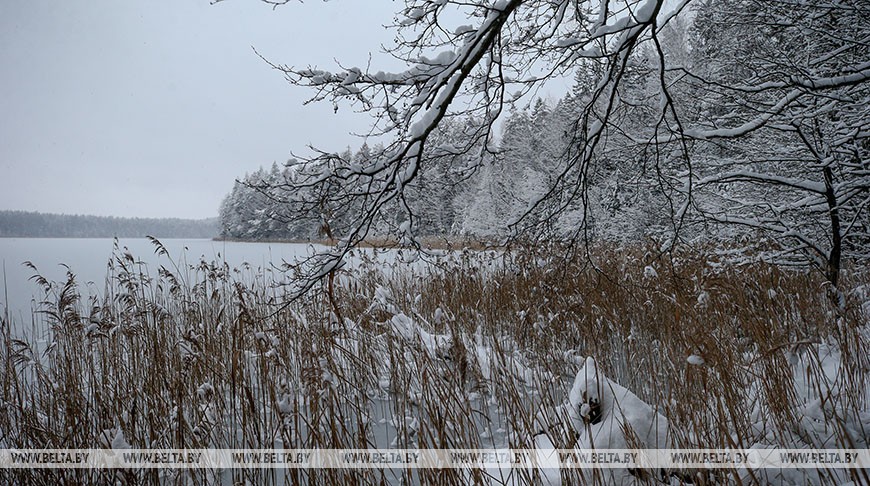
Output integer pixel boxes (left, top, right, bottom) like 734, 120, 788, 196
0, 0, 401, 220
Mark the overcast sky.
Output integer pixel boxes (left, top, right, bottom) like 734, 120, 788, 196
0, 0, 403, 220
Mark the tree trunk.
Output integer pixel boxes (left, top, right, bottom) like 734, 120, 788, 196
822, 165, 841, 288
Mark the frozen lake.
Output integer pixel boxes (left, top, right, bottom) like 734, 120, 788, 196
0, 237, 325, 327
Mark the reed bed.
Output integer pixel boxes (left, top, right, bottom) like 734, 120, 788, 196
0, 240, 867, 485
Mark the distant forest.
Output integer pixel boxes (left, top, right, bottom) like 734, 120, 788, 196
0, 210, 219, 238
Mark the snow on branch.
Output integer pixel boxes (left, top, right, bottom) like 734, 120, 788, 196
243, 0, 676, 292
698, 171, 827, 194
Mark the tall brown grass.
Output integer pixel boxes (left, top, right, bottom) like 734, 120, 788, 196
0, 240, 867, 484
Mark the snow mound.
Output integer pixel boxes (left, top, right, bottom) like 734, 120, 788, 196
566, 357, 673, 449
533, 357, 679, 484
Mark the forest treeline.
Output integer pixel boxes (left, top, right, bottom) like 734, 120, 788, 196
219, 87, 662, 242
0, 210, 219, 238
218, 0, 867, 284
